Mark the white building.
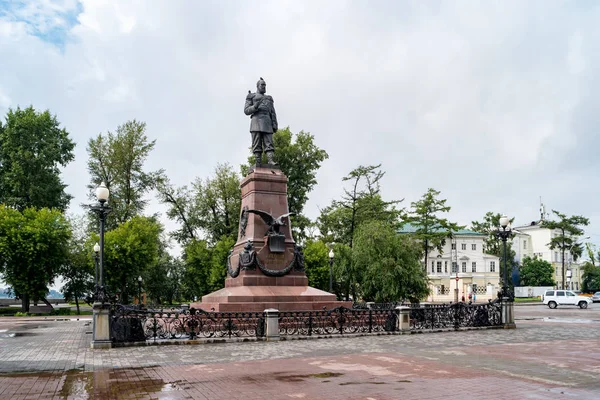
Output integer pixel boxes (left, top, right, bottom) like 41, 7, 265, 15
512, 220, 584, 290
399, 226, 501, 303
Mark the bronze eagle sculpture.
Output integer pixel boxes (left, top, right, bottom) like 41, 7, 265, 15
247, 209, 294, 235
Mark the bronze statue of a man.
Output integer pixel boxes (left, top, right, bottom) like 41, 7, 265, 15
244, 77, 278, 165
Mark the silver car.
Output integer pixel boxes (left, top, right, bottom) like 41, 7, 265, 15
592, 292, 600, 303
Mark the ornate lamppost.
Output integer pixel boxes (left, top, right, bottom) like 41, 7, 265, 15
138, 276, 143, 307
496, 215, 513, 300
90, 182, 113, 348
90, 182, 111, 303
329, 249, 334, 293
93, 242, 100, 293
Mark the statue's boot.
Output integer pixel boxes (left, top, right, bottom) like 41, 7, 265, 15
266, 151, 277, 165
254, 152, 262, 166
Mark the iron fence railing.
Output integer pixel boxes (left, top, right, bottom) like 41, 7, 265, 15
108, 300, 502, 344
409, 301, 502, 330
110, 306, 265, 343
279, 307, 398, 336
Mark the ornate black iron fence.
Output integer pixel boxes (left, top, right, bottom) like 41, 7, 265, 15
108, 301, 502, 344
279, 307, 398, 336
110, 306, 265, 343
409, 301, 502, 330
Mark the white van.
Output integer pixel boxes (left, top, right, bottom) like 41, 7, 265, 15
543, 290, 591, 309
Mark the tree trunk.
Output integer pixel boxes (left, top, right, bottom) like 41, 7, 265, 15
21, 293, 29, 313
75, 295, 80, 315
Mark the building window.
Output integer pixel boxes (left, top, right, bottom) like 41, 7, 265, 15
461, 243, 466, 250
444, 261, 448, 273
461, 262, 467, 273
523, 240, 527, 249
431, 261, 435, 273
437, 261, 442, 273
554, 252, 558, 262
471, 244, 476, 251
451, 243, 456, 250
490, 261, 495, 272
452, 262, 458, 273
472, 262, 476, 272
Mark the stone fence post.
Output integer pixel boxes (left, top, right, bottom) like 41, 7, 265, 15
396, 306, 411, 332
91, 302, 112, 349
501, 299, 516, 329
264, 308, 280, 341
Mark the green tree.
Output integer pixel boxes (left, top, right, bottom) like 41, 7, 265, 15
158, 163, 240, 245
471, 212, 517, 284
519, 256, 554, 286
100, 216, 162, 303
0, 106, 75, 211
471, 212, 516, 256
582, 244, 600, 292
543, 210, 589, 289
0, 205, 71, 312
87, 120, 164, 228
243, 127, 329, 240
145, 254, 184, 305
181, 239, 213, 300
60, 215, 94, 314
303, 240, 330, 291
405, 188, 463, 271
207, 236, 236, 292
318, 164, 401, 248
353, 221, 429, 302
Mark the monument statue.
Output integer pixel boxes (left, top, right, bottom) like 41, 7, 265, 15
244, 77, 278, 165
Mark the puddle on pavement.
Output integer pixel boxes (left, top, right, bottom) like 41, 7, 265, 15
0, 332, 38, 338
0, 367, 183, 399
273, 371, 344, 382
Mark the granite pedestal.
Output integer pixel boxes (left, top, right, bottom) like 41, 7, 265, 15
192, 166, 350, 312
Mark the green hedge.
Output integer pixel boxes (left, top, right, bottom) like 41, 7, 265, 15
0, 308, 17, 316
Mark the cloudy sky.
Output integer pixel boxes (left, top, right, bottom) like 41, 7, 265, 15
1, 0, 600, 253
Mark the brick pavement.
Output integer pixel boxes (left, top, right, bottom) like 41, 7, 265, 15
0, 305, 599, 399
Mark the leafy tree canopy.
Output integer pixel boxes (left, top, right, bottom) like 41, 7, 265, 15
404, 188, 463, 269
0, 106, 75, 211
158, 163, 241, 245
318, 164, 402, 248
353, 220, 429, 303
543, 210, 589, 287
303, 240, 331, 291
519, 256, 554, 286
87, 120, 164, 228
98, 216, 163, 303
0, 205, 71, 311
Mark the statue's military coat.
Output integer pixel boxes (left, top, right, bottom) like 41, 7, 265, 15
244, 92, 278, 133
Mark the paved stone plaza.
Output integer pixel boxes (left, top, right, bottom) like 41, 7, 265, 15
1, 304, 599, 399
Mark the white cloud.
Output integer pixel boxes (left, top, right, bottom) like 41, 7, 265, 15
1, 0, 600, 252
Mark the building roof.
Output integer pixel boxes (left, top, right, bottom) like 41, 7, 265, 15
398, 223, 485, 236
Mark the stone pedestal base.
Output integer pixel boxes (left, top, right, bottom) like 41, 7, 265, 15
192, 286, 351, 312
91, 302, 112, 349
501, 298, 516, 329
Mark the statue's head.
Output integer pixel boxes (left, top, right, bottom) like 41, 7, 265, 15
256, 77, 266, 94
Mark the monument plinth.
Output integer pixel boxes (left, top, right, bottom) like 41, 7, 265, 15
192, 166, 349, 312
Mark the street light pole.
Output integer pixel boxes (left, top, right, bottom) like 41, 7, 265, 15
91, 182, 111, 303
138, 276, 143, 307
328, 249, 334, 293
93, 242, 100, 293
497, 215, 512, 299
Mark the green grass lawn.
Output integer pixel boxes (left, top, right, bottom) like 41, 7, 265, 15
514, 297, 542, 303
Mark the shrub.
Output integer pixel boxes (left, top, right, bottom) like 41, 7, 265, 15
15, 312, 30, 317
0, 308, 17, 316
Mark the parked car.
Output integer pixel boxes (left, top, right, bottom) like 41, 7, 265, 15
542, 290, 592, 309
591, 292, 600, 303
